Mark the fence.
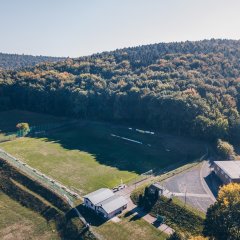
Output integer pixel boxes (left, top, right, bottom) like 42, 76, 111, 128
0, 122, 68, 140
0, 149, 79, 203
0, 133, 17, 143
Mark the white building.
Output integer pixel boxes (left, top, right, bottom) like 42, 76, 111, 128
84, 188, 128, 219
213, 161, 240, 184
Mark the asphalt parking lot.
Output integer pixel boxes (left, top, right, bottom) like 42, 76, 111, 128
161, 163, 216, 212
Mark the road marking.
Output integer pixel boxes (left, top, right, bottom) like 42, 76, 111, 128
172, 192, 210, 198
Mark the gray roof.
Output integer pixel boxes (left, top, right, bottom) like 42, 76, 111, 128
214, 161, 240, 179
151, 182, 164, 190
84, 188, 114, 205
97, 195, 128, 214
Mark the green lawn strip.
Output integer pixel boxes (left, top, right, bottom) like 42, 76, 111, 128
0, 137, 137, 194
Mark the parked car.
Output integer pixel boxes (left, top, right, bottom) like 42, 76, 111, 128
118, 184, 126, 190
112, 187, 119, 193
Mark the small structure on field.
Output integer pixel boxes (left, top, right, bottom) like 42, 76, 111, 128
149, 183, 164, 195
149, 183, 173, 198
213, 161, 240, 184
83, 188, 128, 219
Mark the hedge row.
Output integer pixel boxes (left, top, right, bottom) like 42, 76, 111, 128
151, 196, 204, 236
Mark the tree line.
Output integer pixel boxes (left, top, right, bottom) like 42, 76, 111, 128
0, 52, 65, 70
1, 39, 240, 142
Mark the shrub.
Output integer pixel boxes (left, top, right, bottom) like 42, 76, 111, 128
216, 139, 234, 159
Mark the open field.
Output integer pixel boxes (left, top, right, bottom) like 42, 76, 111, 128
0, 192, 59, 240
0, 116, 206, 194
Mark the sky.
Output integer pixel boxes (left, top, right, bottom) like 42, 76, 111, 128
0, 0, 240, 57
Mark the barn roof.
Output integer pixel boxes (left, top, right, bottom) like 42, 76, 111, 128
214, 161, 240, 179
84, 188, 114, 205
97, 195, 128, 214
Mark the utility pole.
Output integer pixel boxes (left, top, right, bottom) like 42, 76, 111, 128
184, 184, 187, 207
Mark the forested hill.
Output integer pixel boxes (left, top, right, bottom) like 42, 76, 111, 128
1, 39, 240, 142
0, 52, 65, 70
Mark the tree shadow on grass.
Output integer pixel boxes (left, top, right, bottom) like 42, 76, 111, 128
31, 121, 200, 175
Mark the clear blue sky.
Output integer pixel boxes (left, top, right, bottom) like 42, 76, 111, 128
1, 0, 240, 57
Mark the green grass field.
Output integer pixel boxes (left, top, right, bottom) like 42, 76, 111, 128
0, 110, 207, 240
0, 115, 206, 194
0, 192, 59, 240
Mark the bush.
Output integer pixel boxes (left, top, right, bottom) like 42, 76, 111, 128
16, 122, 30, 136
216, 139, 234, 159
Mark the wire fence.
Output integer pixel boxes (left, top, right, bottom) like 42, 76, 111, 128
0, 148, 79, 203
0, 122, 68, 142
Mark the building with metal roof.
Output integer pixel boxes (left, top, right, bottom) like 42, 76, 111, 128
96, 195, 128, 219
83, 188, 128, 219
84, 188, 114, 206
213, 161, 240, 184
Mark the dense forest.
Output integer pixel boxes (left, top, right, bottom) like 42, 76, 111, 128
0, 52, 65, 70
1, 39, 240, 142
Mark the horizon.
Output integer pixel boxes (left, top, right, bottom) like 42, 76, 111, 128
1, 38, 240, 58
1, 0, 240, 57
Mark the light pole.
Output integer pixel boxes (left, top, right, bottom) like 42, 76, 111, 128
184, 184, 187, 207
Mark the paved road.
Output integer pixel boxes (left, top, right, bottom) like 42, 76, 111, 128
162, 162, 215, 212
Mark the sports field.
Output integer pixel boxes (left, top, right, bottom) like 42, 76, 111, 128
0, 192, 59, 240
0, 111, 206, 194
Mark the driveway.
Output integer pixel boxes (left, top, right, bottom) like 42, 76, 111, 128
162, 162, 216, 213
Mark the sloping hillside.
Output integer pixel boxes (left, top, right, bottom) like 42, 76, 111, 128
0, 52, 65, 70
1, 39, 240, 141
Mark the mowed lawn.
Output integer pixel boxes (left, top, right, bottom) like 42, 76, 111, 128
0, 192, 59, 240
0, 137, 137, 194
0, 113, 206, 194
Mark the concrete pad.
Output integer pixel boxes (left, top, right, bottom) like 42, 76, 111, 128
111, 216, 121, 223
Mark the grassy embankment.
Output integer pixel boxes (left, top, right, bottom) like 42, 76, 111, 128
0, 192, 59, 240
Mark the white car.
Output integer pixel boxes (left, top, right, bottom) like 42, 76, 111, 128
112, 187, 119, 193
118, 184, 126, 190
